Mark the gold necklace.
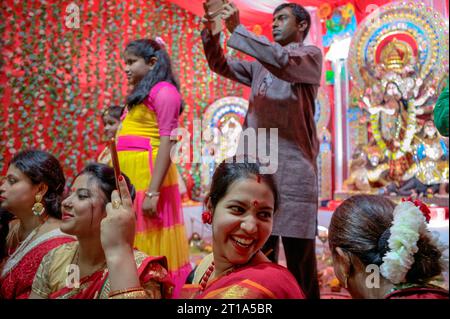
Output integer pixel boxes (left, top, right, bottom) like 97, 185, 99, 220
7, 215, 49, 257
2, 216, 50, 281
201, 253, 258, 290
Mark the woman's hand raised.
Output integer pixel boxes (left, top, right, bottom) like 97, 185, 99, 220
101, 175, 136, 258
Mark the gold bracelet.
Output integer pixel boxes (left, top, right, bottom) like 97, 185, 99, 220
108, 287, 146, 298
109, 290, 149, 299
145, 191, 160, 199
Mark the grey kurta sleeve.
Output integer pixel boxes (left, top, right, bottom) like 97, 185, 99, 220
227, 25, 322, 85
201, 28, 253, 87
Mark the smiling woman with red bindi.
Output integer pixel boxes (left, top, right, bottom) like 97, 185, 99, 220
181, 156, 305, 299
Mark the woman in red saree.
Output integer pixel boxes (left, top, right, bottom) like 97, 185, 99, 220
182, 253, 303, 299
328, 195, 448, 299
0, 150, 74, 299
30, 163, 173, 299
32, 241, 171, 299
182, 157, 304, 299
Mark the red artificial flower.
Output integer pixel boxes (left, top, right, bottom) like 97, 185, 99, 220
202, 211, 212, 224
402, 197, 431, 223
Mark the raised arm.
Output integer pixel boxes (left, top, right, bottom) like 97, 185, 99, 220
201, 28, 253, 87
227, 25, 322, 84
101, 178, 148, 298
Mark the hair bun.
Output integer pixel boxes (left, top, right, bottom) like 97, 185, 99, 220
378, 228, 391, 253
373, 228, 391, 264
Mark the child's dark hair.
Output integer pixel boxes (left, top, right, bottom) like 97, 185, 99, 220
125, 39, 183, 114
274, 3, 311, 38
329, 195, 443, 284
77, 163, 136, 203
102, 105, 124, 122
11, 149, 65, 219
207, 156, 279, 213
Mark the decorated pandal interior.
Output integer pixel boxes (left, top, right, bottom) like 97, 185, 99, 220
181, 1, 449, 298
341, 2, 449, 204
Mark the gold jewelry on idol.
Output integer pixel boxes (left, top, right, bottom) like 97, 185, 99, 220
32, 194, 45, 216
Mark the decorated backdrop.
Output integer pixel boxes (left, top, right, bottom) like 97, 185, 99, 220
1, 0, 448, 199
0, 0, 244, 199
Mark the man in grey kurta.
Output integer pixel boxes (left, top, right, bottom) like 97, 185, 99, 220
201, 3, 322, 298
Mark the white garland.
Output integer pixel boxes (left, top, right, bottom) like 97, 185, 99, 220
380, 201, 448, 284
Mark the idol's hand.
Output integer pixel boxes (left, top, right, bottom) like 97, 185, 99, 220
222, 2, 240, 33
101, 176, 136, 257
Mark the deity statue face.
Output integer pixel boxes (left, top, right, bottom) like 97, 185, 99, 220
385, 82, 402, 100
369, 155, 380, 167
424, 121, 437, 138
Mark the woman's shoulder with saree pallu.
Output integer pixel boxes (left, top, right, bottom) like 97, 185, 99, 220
178, 253, 214, 299
192, 253, 214, 284
1, 228, 74, 299
200, 262, 305, 299
31, 241, 79, 298
40, 247, 173, 299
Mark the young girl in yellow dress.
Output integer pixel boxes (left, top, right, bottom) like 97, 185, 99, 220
117, 38, 191, 297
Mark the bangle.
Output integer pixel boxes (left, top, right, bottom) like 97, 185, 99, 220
108, 287, 146, 298
145, 191, 160, 199
109, 290, 149, 299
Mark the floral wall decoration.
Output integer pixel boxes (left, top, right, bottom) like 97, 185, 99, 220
0, 0, 244, 199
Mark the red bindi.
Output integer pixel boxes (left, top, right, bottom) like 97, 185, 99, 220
252, 200, 259, 208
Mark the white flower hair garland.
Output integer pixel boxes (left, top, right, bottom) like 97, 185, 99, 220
380, 200, 448, 284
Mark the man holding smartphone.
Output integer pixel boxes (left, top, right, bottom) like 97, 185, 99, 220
201, 2, 322, 299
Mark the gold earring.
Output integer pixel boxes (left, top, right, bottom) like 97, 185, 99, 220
32, 194, 45, 216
